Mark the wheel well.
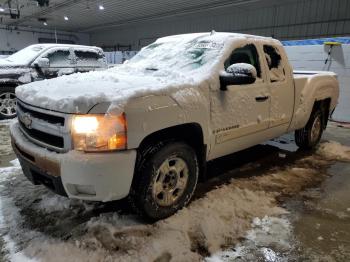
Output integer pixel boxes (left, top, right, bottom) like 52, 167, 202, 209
313, 98, 331, 129
137, 123, 207, 179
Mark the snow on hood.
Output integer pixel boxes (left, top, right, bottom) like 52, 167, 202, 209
17, 69, 193, 114
16, 33, 243, 114
0, 45, 47, 67
0, 59, 29, 71
0, 67, 32, 85
0, 62, 27, 68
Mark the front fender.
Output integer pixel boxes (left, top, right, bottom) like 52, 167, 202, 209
124, 92, 210, 149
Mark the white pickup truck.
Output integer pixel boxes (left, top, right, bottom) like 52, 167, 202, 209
10, 32, 339, 220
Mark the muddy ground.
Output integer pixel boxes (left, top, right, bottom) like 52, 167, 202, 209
0, 120, 349, 262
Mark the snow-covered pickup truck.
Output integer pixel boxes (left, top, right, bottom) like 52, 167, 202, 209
0, 44, 107, 119
10, 32, 339, 220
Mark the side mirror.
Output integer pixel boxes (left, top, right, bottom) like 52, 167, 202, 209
33, 58, 50, 68
220, 63, 257, 91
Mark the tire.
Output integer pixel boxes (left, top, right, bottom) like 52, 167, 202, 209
0, 86, 17, 120
129, 141, 199, 221
295, 107, 324, 149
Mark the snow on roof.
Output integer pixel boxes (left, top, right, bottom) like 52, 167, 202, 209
23, 43, 103, 50
157, 32, 280, 44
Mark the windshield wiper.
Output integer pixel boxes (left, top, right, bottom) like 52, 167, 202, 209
145, 67, 158, 71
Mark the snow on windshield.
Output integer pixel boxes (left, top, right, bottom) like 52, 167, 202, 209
128, 34, 225, 73
4, 45, 45, 65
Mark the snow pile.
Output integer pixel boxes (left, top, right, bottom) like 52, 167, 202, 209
37, 195, 71, 213
0, 160, 39, 262
0, 149, 334, 261
207, 216, 293, 262
24, 187, 285, 262
0, 123, 12, 156
317, 141, 350, 161
0, 154, 292, 262
1, 138, 346, 261
247, 216, 292, 250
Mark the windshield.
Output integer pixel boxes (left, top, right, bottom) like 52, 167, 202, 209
128, 35, 225, 73
5, 45, 45, 65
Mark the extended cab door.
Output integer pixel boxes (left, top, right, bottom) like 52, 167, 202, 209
261, 43, 294, 132
209, 42, 271, 159
74, 48, 107, 73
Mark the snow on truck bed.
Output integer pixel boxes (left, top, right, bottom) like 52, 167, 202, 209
16, 32, 279, 114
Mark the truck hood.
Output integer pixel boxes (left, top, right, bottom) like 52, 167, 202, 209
16, 66, 199, 114
0, 59, 28, 68
0, 66, 32, 83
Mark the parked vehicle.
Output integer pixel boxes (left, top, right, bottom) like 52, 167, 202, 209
0, 44, 107, 119
10, 32, 339, 220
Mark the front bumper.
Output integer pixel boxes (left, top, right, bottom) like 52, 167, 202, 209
10, 122, 137, 202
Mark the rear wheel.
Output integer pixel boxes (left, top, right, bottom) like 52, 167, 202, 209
129, 141, 199, 221
0, 87, 17, 119
295, 108, 324, 149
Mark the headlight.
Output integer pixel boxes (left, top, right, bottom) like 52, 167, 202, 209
72, 114, 127, 152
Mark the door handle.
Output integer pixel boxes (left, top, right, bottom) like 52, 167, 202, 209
255, 96, 269, 102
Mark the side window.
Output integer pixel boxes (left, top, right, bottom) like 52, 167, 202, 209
263, 45, 285, 82
225, 44, 262, 78
47, 50, 71, 67
75, 50, 105, 67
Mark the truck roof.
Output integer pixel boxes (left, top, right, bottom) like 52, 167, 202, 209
25, 43, 103, 51
157, 32, 282, 46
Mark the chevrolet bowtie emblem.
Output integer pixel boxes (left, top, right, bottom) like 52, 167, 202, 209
21, 113, 33, 129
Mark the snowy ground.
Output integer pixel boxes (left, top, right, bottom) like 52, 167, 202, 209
0, 120, 14, 158
0, 120, 349, 262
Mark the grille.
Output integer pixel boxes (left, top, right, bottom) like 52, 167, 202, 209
19, 121, 64, 148
17, 100, 70, 152
17, 102, 65, 126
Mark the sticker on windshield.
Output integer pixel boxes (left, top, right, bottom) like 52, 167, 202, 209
193, 42, 224, 49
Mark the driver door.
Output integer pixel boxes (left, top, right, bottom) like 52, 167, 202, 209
38, 48, 75, 79
209, 43, 271, 159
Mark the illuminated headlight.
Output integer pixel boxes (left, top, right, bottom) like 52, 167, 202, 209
72, 114, 127, 152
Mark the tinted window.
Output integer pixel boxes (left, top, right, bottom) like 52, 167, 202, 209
47, 50, 71, 67
226, 44, 261, 78
263, 45, 285, 82
75, 50, 104, 67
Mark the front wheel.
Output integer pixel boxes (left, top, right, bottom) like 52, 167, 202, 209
0, 87, 17, 120
129, 142, 199, 220
295, 108, 324, 149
